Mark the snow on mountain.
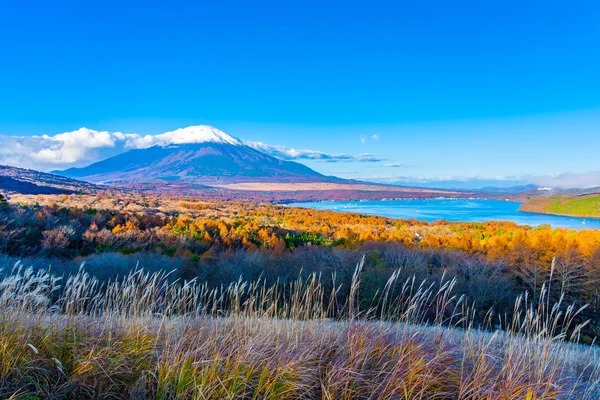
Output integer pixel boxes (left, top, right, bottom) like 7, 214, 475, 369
132, 125, 242, 148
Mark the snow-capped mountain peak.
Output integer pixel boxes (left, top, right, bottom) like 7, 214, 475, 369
154, 125, 242, 146
57, 124, 328, 185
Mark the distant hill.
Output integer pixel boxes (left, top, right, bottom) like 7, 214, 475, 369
477, 184, 539, 194
520, 194, 600, 218
57, 126, 334, 185
0, 165, 100, 195
518, 186, 600, 219
382, 179, 537, 194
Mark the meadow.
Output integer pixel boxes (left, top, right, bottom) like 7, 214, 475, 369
2, 193, 600, 398
520, 195, 600, 218
1, 259, 599, 399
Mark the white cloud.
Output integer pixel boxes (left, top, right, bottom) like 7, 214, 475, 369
360, 134, 380, 144
244, 141, 385, 163
529, 171, 600, 189
30, 128, 119, 164
0, 128, 140, 171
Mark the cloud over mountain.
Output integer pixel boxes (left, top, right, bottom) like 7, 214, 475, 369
530, 171, 600, 189
0, 126, 386, 171
244, 141, 385, 163
0, 128, 139, 171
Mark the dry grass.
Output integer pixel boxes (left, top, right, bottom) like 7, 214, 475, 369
0, 259, 598, 399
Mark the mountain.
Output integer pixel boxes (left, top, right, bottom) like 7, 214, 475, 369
57, 126, 332, 185
0, 165, 100, 195
476, 184, 539, 194
377, 178, 536, 194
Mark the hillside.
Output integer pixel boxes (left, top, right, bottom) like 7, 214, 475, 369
520, 194, 600, 218
0, 165, 101, 195
0, 263, 597, 399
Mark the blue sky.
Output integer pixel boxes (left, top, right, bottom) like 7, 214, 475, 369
1, 1, 599, 187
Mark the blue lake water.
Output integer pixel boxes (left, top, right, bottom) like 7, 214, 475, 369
287, 199, 600, 230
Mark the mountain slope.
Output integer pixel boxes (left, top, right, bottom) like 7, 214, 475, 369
0, 165, 100, 195
57, 126, 331, 185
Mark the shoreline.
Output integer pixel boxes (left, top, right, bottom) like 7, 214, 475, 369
280, 196, 490, 206
518, 207, 600, 221
283, 199, 599, 230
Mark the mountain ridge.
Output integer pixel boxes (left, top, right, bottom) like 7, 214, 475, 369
0, 165, 101, 195
49, 126, 474, 199
56, 132, 336, 184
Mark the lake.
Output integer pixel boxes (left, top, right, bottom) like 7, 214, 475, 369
287, 199, 600, 230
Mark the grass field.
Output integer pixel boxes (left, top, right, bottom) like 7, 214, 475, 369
0, 259, 599, 399
547, 195, 600, 217
520, 194, 600, 218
